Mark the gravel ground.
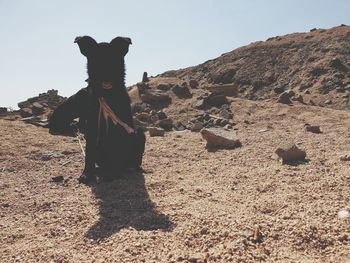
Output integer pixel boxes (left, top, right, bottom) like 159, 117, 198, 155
1, 99, 350, 262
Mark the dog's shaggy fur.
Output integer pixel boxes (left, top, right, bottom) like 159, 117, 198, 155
49, 36, 145, 184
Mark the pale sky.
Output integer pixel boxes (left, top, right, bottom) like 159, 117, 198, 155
0, 0, 349, 108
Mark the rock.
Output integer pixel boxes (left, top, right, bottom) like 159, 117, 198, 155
174, 122, 186, 131
193, 99, 206, 109
304, 124, 321, 133
206, 93, 229, 107
31, 102, 44, 115
219, 109, 233, 119
275, 142, 306, 164
158, 118, 173, 131
20, 108, 33, 118
224, 124, 233, 130
330, 58, 348, 72
41, 151, 64, 161
133, 117, 148, 130
172, 85, 192, 98
0, 107, 8, 114
142, 71, 149, 82
136, 112, 151, 123
131, 102, 148, 114
52, 175, 64, 182
157, 83, 171, 91
189, 79, 199, 89
18, 89, 66, 110
292, 95, 304, 103
340, 154, 350, 161
324, 99, 332, 105
140, 89, 171, 108
286, 90, 295, 97
150, 115, 159, 123
190, 122, 204, 132
200, 128, 241, 150
148, 127, 165, 137
136, 82, 149, 93
157, 111, 167, 120
273, 85, 285, 94
338, 209, 350, 219
277, 92, 292, 104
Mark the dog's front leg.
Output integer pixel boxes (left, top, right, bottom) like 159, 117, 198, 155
79, 110, 99, 184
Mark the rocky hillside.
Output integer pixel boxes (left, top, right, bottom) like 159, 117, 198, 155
158, 25, 350, 109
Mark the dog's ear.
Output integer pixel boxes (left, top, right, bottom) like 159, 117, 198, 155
110, 37, 132, 56
74, 36, 97, 57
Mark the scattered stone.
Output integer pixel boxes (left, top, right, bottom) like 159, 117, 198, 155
136, 112, 151, 123
330, 58, 348, 72
292, 94, 304, 103
206, 93, 229, 107
158, 118, 173, 131
190, 122, 204, 132
219, 109, 233, 119
193, 99, 206, 110
324, 99, 332, 105
174, 122, 186, 131
0, 107, 8, 114
273, 85, 285, 94
41, 151, 64, 161
275, 142, 306, 164
172, 85, 192, 98
157, 111, 167, 120
31, 102, 44, 115
189, 79, 199, 89
340, 154, 350, 161
20, 108, 33, 118
140, 89, 171, 108
304, 124, 321, 134
338, 209, 350, 219
277, 92, 292, 104
148, 127, 165, 137
200, 128, 241, 150
133, 117, 148, 130
131, 102, 148, 114
52, 175, 64, 183
309, 99, 316, 106
224, 124, 233, 130
18, 89, 66, 110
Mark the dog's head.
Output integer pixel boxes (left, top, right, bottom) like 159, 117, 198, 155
74, 36, 132, 89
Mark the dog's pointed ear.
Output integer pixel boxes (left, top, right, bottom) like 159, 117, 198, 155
110, 37, 132, 56
74, 36, 97, 57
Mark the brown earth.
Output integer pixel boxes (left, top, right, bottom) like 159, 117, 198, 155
158, 25, 350, 110
1, 98, 350, 262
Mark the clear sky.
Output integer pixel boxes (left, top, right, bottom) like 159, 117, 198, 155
0, 0, 349, 108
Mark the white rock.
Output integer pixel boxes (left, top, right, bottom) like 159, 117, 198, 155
338, 209, 350, 219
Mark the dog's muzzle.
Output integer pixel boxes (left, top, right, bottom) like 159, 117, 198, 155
101, 82, 113, 90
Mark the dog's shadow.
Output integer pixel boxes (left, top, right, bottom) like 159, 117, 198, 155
85, 171, 173, 240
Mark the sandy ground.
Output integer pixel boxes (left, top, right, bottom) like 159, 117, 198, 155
1, 99, 350, 262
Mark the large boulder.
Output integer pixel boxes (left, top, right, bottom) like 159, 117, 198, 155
20, 108, 33, 118
31, 102, 44, 115
200, 128, 241, 150
140, 89, 171, 109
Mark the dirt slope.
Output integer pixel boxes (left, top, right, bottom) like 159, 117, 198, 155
159, 25, 350, 110
1, 98, 350, 262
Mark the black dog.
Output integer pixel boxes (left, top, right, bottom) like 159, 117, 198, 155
49, 36, 146, 184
